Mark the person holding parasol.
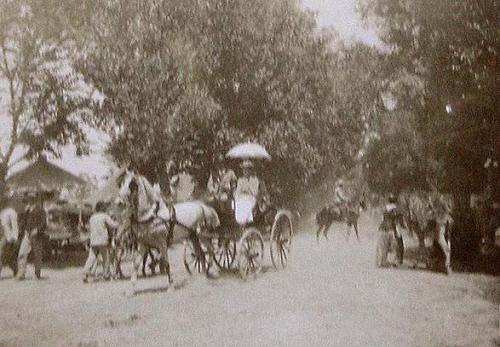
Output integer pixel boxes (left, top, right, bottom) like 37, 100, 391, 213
226, 143, 271, 225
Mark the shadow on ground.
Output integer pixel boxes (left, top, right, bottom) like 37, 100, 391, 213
402, 244, 500, 305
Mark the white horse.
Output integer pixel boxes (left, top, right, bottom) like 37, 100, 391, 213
117, 170, 219, 294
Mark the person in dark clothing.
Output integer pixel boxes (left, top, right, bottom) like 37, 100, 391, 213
17, 192, 47, 280
376, 195, 405, 267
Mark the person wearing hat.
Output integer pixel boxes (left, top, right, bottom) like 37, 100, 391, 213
17, 191, 47, 280
0, 193, 19, 278
234, 160, 269, 225
207, 155, 237, 203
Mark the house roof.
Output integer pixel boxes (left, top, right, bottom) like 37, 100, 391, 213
7, 155, 86, 192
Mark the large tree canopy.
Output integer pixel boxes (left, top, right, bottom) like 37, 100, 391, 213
77, 0, 370, 202
359, 0, 499, 197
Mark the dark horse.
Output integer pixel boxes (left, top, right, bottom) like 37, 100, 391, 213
315, 201, 365, 242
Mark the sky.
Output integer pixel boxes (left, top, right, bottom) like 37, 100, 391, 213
300, 0, 378, 44
3, 0, 378, 184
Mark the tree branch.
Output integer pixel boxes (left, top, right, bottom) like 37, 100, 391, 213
0, 40, 20, 166
7, 151, 28, 169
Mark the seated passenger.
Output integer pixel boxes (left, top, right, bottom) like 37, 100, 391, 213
234, 160, 269, 225
207, 157, 237, 202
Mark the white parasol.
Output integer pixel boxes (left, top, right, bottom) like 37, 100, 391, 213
226, 143, 271, 160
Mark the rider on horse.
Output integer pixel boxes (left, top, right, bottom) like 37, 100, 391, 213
332, 180, 351, 216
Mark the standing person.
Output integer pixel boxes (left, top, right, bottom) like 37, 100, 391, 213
17, 191, 47, 280
376, 195, 405, 267
82, 201, 119, 282
0, 194, 19, 278
432, 196, 453, 274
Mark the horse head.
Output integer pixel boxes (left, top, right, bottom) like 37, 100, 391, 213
120, 171, 174, 224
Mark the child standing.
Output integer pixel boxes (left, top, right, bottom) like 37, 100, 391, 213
83, 201, 119, 282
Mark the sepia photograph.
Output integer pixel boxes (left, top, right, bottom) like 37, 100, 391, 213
0, 0, 498, 346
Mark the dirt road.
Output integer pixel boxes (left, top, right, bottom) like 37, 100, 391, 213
0, 215, 498, 347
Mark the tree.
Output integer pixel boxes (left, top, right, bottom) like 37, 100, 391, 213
359, 0, 499, 258
76, 0, 220, 187
77, 0, 368, 203
0, 0, 92, 196
359, 0, 498, 192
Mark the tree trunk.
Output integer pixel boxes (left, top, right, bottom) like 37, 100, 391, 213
0, 162, 8, 198
451, 189, 479, 262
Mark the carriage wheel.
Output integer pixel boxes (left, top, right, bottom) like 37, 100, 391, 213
237, 228, 264, 280
183, 239, 211, 275
270, 212, 293, 270
212, 237, 237, 270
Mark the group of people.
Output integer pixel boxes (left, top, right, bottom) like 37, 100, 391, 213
0, 192, 47, 280
206, 158, 270, 225
377, 193, 453, 274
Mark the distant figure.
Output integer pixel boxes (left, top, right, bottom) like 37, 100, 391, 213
376, 195, 405, 267
234, 160, 269, 225
430, 196, 453, 274
17, 192, 47, 280
166, 160, 180, 203
169, 175, 180, 203
83, 201, 119, 282
0, 195, 19, 278
207, 156, 237, 203
332, 180, 352, 219
333, 180, 349, 206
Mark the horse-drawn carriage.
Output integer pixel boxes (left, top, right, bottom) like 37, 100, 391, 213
182, 143, 294, 279
182, 197, 294, 279
108, 143, 295, 295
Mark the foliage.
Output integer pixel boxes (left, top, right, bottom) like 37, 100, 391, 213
77, 0, 370, 203
358, 0, 499, 259
0, 0, 92, 194
358, 0, 499, 197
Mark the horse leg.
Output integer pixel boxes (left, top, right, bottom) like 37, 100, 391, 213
190, 232, 207, 273
316, 226, 324, 243
158, 240, 173, 287
323, 222, 332, 240
114, 247, 124, 279
130, 244, 146, 295
345, 222, 351, 242
353, 221, 360, 242
437, 224, 451, 273
149, 249, 159, 275
142, 249, 151, 277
